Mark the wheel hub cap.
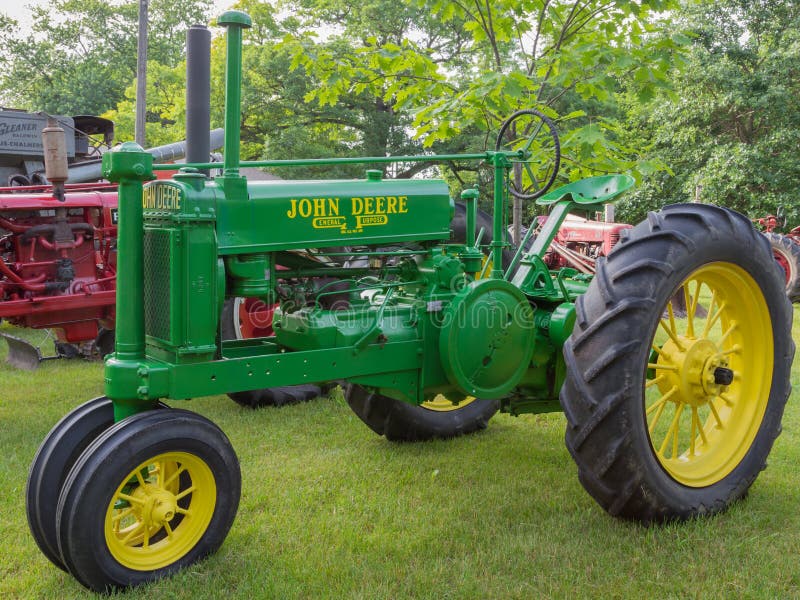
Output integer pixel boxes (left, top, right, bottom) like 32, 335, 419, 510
658, 337, 732, 406
132, 484, 178, 527
105, 452, 218, 571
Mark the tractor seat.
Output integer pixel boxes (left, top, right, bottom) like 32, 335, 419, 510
536, 174, 635, 206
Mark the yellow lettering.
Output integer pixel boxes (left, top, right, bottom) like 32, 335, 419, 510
351, 197, 363, 215
313, 216, 345, 228
313, 197, 326, 217
287, 198, 298, 218
298, 198, 312, 218
386, 196, 397, 213
375, 196, 385, 214
142, 186, 181, 211
398, 196, 408, 213
327, 198, 340, 216
364, 196, 374, 214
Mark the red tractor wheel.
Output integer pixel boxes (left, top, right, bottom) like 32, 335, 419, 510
764, 232, 800, 303
221, 298, 330, 408
225, 297, 276, 338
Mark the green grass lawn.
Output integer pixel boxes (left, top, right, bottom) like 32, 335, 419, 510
1, 307, 799, 599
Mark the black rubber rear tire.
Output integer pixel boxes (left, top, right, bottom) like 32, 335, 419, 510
561, 204, 794, 523
95, 327, 115, 358
221, 298, 326, 408
344, 384, 498, 442
56, 409, 241, 592
764, 232, 800, 303
342, 204, 508, 441
227, 384, 331, 408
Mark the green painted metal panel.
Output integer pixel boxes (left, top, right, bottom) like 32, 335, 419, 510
109, 340, 426, 401
141, 179, 220, 364
215, 176, 453, 253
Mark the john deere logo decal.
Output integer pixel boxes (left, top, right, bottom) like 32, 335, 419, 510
143, 184, 182, 211
286, 196, 408, 233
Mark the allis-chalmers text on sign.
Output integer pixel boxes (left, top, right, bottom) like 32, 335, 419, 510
0, 111, 75, 158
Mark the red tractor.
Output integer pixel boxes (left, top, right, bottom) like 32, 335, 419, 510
754, 213, 800, 303
529, 213, 632, 273
0, 109, 224, 367
0, 110, 119, 366
0, 182, 119, 364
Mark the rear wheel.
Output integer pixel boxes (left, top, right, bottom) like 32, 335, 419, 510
56, 409, 240, 591
221, 298, 328, 407
344, 384, 498, 442
764, 232, 800, 302
94, 327, 116, 358
343, 206, 506, 441
561, 204, 793, 522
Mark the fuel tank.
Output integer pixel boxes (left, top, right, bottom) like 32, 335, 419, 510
214, 169, 453, 253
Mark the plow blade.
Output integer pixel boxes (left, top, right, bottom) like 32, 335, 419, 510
0, 332, 61, 370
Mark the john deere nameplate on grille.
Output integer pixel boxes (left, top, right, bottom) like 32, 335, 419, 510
143, 183, 183, 214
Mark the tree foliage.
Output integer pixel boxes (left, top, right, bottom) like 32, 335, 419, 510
282, 0, 686, 194
221, 0, 476, 180
11, 0, 794, 231
617, 0, 800, 225
0, 0, 211, 116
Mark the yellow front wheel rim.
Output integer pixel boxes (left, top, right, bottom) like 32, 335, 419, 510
645, 263, 773, 487
105, 452, 217, 570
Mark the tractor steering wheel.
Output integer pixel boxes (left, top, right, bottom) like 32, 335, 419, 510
495, 109, 560, 200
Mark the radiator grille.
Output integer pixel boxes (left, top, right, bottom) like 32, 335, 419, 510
143, 228, 171, 341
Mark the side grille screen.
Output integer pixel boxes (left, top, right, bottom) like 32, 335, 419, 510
143, 228, 171, 341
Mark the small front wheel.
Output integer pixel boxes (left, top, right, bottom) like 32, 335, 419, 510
27, 397, 116, 571
56, 409, 241, 591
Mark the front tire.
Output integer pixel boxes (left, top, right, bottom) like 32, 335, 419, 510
56, 409, 241, 591
561, 204, 793, 522
27, 397, 115, 571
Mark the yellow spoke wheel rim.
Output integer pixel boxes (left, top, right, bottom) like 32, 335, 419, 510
645, 263, 772, 487
420, 395, 478, 412
105, 451, 217, 570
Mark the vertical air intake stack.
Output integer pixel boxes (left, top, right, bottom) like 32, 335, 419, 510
186, 24, 212, 173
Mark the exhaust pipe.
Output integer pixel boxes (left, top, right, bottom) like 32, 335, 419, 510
186, 24, 212, 173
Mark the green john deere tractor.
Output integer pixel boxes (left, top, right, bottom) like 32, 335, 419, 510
26, 11, 794, 592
